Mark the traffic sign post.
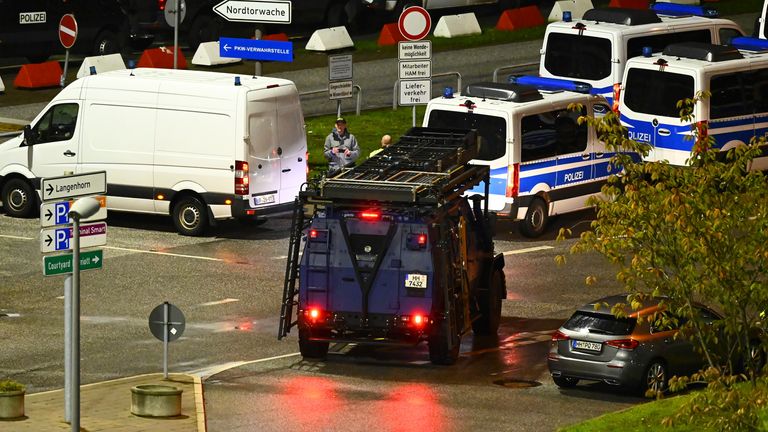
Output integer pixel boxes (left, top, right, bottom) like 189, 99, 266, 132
42, 250, 103, 276
42, 171, 107, 201
398, 6, 431, 42
40, 196, 107, 228
164, 0, 187, 69
328, 54, 353, 115
58, 14, 78, 87
397, 38, 432, 126
149, 303, 186, 379
219, 37, 293, 61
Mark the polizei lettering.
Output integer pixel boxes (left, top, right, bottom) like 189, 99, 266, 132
57, 181, 92, 194
628, 130, 652, 143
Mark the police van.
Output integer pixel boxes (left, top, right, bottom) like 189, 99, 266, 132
422, 77, 640, 237
539, 4, 744, 108
619, 38, 768, 169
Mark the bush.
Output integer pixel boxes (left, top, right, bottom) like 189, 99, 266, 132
0, 379, 25, 393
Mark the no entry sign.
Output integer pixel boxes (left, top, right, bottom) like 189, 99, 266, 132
398, 6, 431, 41
59, 14, 78, 49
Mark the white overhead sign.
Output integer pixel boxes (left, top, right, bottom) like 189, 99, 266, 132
41, 171, 107, 201
399, 60, 431, 79
40, 196, 107, 228
399, 79, 431, 106
213, 0, 292, 24
398, 41, 431, 60
40, 222, 108, 253
329, 80, 353, 100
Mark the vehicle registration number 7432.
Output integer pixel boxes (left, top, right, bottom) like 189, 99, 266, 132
405, 273, 427, 289
572, 340, 602, 352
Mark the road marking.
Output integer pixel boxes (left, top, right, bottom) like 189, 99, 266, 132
198, 298, 240, 307
104, 245, 224, 262
502, 246, 554, 255
0, 234, 34, 240
272, 255, 288, 260
190, 352, 302, 378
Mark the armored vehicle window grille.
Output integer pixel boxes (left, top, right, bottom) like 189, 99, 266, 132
581, 8, 662, 26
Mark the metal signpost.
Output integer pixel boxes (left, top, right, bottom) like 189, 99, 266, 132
164, 0, 187, 69
58, 14, 78, 87
39, 172, 106, 431
397, 7, 432, 127
328, 54, 353, 117
149, 303, 186, 379
214, 0, 293, 75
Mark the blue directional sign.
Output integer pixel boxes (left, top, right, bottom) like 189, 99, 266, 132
219, 37, 293, 62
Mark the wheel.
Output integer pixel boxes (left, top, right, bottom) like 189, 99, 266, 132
472, 269, 504, 336
187, 14, 223, 52
299, 329, 329, 360
93, 30, 121, 56
172, 196, 209, 236
552, 375, 579, 388
428, 317, 460, 365
519, 198, 548, 238
640, 360, 667, 396
2, 179, 36, 218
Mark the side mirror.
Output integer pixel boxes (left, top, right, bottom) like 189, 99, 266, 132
23, 125, 36, 145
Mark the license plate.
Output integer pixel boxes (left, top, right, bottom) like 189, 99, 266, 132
405, 273, 427, 289
572, 340, 602, 352
253, 193, 275, 205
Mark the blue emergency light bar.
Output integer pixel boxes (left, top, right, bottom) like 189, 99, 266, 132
650, 3, 718, 18
507, 75, 592, 94
730, 36, 768, 52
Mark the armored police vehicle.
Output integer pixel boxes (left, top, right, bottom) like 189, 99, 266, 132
279, 128, 506, 365
423, 78, 640, 237
540, 4, 744, 107
619, 38, 768, 169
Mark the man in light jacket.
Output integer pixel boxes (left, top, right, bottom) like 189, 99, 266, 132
324, 117, 360, 175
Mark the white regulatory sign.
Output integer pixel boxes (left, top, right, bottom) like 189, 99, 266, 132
399, 79, 431, 106
329, 80, 353, 100
213, 0, 292, 24
41, 171, 107, 201
399, 60, 431, 80
398, 41, 431, 61
329, 54, 353, 81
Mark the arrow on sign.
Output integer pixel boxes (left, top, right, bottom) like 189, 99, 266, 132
46, 183, 54, 196
45, 235, 53, 247
223, 43, 231, 52
45, 208, 53, 221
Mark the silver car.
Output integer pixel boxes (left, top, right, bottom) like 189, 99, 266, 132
547, 295, 721, 395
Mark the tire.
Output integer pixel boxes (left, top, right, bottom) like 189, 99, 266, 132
472, 269, 504, 336
172, 196, 209, 236
429, 317, 460, 365
299, 329, 329, 360
93, 30, 121, 56
187, 15, 222, 52
519, 197, 548, 238
553, 375, 579, 388
2, 178, 36, 218
640, 360, 667, 396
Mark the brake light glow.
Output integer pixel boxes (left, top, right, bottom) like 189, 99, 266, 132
235, 160, 249, 195
158, 0, 167, 10
552, 330, 570, 341
310, 229, 318, 239
401, 314, 428, 327
305, 307, 324, 323
360, 211, 381, 220
413, 314, 425, 326
506, 163, 519, 198
605, 339, 639, 350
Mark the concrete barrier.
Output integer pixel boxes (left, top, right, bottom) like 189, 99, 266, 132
192, 41, 242, 66
14, 61, 62, 89
378, 22, 406, 46
496, 6, 545, 31
433, 13, 482, 38
548, 0, 594, 21
305, 27, 354, 52
608, 0, 649, 9
76, 54, 126, 78
0, 76, 5, 93
137, 46, 187, 69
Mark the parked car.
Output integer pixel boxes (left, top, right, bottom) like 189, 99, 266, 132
547, 295, 723, 395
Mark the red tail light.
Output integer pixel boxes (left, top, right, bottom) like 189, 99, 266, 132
417, 234, 426, 246
506, 163, 519, 198
401, 314, 428, 328
305, 307, 323, 323
309, 229, 318, 239
605, 339, 639, 350
551, 330, 570, 341
158, 0, 167, 10
360, 210, 380, 220
235, 160, 249, 195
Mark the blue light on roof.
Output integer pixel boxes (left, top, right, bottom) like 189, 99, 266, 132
650, 3, 719, 18
508, 75, 592, 94
563, 11, 572, 23
730, 36, 768, 52
443, 87, 454, 98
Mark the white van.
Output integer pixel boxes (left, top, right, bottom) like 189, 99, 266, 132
540, 5, 744, 107
423, 78, 640, 237
0, 68, 307, 236
619, 39, 768, 169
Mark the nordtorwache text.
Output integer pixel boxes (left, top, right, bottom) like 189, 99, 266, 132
226, 5, 286, 17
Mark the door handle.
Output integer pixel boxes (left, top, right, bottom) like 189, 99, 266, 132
282, 168, 291, 173
658, 128, 671, 137
581, 154, 590, 160
595, 152, 604, 158
63, 150, 76, 157
276, 147, 283, 156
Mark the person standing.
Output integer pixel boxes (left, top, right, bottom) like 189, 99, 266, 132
324, 117, 360, 174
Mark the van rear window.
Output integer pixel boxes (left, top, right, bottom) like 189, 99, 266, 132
624, 69, 694, 118
563, 311, 636, 336
426, 110, 506, 161
544, 33, 612, 81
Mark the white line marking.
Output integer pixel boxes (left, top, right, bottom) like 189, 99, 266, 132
502, 246, 554, 255
272, 255, 288, 260
0, 234, 34, 240
191, 352, 302, 378
198, 298, 240, 307
104, 245, 224, 261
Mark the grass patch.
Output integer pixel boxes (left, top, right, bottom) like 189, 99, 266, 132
305, 105, 426, 176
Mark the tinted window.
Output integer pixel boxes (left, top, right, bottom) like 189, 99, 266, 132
710, 72, 754, 119
32, 103, 79, 144
624, 69, 694, 117
627, 30, 710, 59
719, 28, 743, 45
426, 110, 506, 161
544, 33, 612, 81
563, 311, 636, 335
521, 107, 587, 162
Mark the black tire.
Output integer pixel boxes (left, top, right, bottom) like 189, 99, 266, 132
187, 14, 223, 52
172, 196, 209, 236
553, 375, 579, 388
519, 197, 548, 238
299, 329, 329, 360
472, 269, 504, 336
428, 317, 460, 365
640, 360, 667, 396
93, 30, 121, 56
2, 178, 36, 218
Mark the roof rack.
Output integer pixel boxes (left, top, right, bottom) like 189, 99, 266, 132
462, 82, 542, 102
663, 42, 743, 62
508, 75, 592, 94
307, 128, 489, 204
650, 3, 719, 18
581, 8, 661, 26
